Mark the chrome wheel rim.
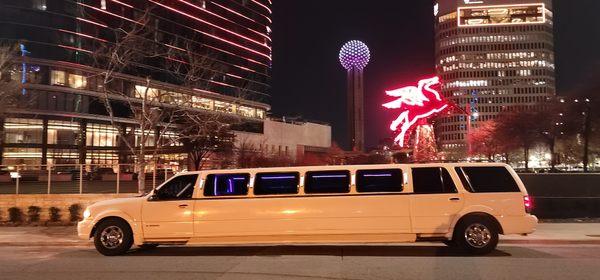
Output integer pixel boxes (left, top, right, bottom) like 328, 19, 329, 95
100, 226, 124, 249
464, 223, 491, 248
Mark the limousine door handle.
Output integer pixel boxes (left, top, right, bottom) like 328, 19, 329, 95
178, 204, 189, 208
449, 197, 461, 201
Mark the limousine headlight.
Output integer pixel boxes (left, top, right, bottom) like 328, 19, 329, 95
83, 208, 91, 220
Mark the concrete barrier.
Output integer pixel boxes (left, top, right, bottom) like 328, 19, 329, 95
519, 173, 600, 219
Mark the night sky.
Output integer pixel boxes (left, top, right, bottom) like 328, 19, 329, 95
269, 0, 600, 150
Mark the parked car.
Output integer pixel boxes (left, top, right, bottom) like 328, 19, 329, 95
78, 163, 537, 256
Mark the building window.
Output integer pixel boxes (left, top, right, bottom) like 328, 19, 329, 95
32, 0, 47, 10
214, 101, 233, 113
47, 120, 80, 145
192, 96, 213, 110
86, 124, 118, 147
48, 149, 79, 164
51, 70, 66, 86
68, 74, 87, 89
2, 148, 43, 166
3, 118, 43, 144
86, 150, 118, 165
238, 106, 256, 118
256, 109, 265, 119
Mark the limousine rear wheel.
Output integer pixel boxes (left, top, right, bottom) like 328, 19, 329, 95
455, 216, 498, 255
93, 218, 133, 256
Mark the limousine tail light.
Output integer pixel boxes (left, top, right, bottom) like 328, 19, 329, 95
523, 195, 533, 213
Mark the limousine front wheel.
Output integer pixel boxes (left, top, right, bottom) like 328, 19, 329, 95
93, 219, 133, 256
455, 217, 498, 255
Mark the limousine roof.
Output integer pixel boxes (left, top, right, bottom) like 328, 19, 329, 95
182, 162, 512, 176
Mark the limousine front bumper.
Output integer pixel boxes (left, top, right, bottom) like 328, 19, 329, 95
77, 219, 93, 240
499, 214, 538, 235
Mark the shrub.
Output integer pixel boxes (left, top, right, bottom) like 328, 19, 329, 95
8, 207, 23, 224
68, 204, 82, 222
48, 207, 61, 223
27, 206, 41, 223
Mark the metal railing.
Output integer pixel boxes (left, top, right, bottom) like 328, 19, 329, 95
0, 163, 183, 195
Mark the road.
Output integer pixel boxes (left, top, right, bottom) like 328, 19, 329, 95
1, 244, 599, 280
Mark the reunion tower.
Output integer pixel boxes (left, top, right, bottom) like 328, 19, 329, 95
339, 40, 370, 151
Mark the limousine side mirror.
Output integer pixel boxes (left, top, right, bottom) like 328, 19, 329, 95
147, 194, 160, 201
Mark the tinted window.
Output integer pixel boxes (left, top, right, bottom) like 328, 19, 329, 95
204, 173, 250, 196
156, 175, 197, 200
412, 167, 457, 194
304, 170, 350, 194
356, 169, 403, 193
254, 172, 299, 195
459, 167, 520, 193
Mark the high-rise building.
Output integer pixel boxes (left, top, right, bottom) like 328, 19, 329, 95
0, 0, 273, 166
339, 40, 370, 151
434, 0, 556, 155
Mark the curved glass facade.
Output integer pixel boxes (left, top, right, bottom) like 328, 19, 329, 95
0, 0, 273, 166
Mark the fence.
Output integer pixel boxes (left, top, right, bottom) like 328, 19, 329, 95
0, 164, 182, 195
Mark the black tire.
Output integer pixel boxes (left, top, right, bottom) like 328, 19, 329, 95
454, 216, 499, 255
93, 218, 133, 256
138, 243, 159, 250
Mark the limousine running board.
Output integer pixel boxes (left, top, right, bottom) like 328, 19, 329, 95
185, 233, 418, 245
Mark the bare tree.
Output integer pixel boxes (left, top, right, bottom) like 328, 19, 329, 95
91, 8, 179, 193
0, 43, 20, 115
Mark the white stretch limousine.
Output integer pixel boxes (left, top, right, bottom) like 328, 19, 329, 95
78, 163, 538, 255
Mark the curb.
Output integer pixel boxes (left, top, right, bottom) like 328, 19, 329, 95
0, 241, 90, 247
500, 239, 600, 245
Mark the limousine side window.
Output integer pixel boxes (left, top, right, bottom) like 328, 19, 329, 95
304, 170, 351, 194
412, 167, 457, 194
254, 172, 300, 195
204, 173, 250, 196
458, 167, 520, 193
356, 169, 403, 193
155, 174, 198, 200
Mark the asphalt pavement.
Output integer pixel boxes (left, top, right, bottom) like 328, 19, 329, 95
0, 224, 600, 279
0, 243, 599, 280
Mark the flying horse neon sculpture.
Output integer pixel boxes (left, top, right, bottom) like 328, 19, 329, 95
382, 76, 450, 148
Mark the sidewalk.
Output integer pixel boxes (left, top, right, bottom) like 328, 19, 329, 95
0, 223, 599, 246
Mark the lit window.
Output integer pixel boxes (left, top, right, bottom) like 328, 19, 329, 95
51, 70, 66, 86
135, 85, 161, 100
192, 96, 213, 110
32, 0, 46, 10
214, 101, 233, 113
100, 0, 107, 10
238, 106, 256, 118
68, 74, 87, 89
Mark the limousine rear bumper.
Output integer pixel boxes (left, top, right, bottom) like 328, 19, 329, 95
499, 214, 538, 235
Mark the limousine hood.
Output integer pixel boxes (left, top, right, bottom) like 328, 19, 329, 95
86, 196, 145, 220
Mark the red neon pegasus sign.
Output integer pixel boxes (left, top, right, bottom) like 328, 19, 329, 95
382, 76, 449, 147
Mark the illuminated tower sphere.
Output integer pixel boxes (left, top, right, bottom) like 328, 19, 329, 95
339, 40, 370, 151
339, 40, 371, 71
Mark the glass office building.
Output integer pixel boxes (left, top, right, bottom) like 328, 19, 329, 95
434, 0, 555, 156
0, 0, 273, 166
